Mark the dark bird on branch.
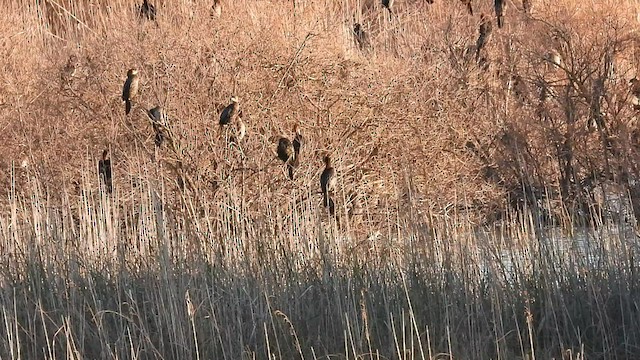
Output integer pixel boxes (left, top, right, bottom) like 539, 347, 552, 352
122, 69, 139, 115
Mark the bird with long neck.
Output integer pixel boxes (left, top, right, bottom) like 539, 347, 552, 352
219, 96, 239, 127
277, 136, 295, 180
320, 155, 336, 207
122, 69, 139, 115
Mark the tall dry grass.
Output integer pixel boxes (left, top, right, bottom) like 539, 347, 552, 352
1, 0, 640, 358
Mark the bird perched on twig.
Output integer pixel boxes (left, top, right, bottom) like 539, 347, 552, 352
140, 0, 156, 20
122, 69, 139, 115
219, 96, 239, 128
277, 137, 295, 180
320, 155, 337, 212
461, 0, 473, 15
98, 149, 113, 193
476, 14, 493, 62
494, 0, 506, 28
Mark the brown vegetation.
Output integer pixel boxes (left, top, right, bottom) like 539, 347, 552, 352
2, 0, 639, 225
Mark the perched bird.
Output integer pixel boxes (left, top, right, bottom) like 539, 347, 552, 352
476, 14, 493, 62
494, 0, 505, 28
219, 96, 239, 127
98, 149, 113, 193
353, 23, 371, 51
211, 0, 222, 18
122, 69, 139, 115
461, 0, 473, 15
277, 137, 295, 180
320, 155, 337, 205
140, 0, 156, 20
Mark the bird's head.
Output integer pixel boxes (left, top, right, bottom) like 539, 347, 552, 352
230, 95, 239, 103
127, 69, 139, 77
102, 149, 109, 160
293, 123, 301, 134
323, 155, 332, 167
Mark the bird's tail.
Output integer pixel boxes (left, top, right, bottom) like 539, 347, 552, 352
497, 15, 504, 28
467, 3, 473, 15
125, 100, 132, 115
155, 132, 164, 147
323, 194, 336, 216
100, 175, 113, 194
287, 163, 295, 180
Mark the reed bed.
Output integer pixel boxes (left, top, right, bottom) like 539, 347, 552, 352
0, 173, 639, 359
